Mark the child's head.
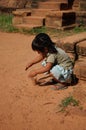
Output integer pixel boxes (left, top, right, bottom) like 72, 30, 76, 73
32, 33, 57, 54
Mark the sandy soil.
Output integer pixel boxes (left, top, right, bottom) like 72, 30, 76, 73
0, 31, 86, 130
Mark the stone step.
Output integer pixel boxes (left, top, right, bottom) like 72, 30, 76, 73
14, 24, 42, 30
76, 40, 86, 56
47, 0, 68, 2
79, 1, 86, 11
74, 57, 86, 81
55, 32, 86, 53
46, 23, 76, 30
38, 2, 68, 10
76, 11, 86, 26
54, 32, 86, 81
58, 24, 76, 30
46, 10, 76, 28
23, 16, 45, 25
31, 9, 56, 16
48, 24, 76, 30
12, 9, 31, 17
46, 10, 76, 17
12, 0, 76, 30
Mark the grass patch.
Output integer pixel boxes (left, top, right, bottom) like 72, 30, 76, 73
0, 14, 19, 32
59, 96, 79, 112
0, 14, 86, 37
73, 26, 86, 33
22, 26, 47, 35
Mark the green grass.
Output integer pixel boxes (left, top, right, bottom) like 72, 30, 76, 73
59, 96, 79, 112
73, 26, 86, 33
0, 14, 19, 32
0, 14, 86, 36
22, 26, 47, 35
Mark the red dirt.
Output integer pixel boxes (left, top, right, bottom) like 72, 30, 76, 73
0, 32, 86, 130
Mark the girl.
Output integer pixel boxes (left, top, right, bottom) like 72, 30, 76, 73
25, 33, 73, 90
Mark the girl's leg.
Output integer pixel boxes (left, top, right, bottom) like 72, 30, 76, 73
49, 73, 68, 90
50, 65, 71, 90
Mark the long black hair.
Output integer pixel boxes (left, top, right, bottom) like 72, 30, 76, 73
32, 33, 57, 53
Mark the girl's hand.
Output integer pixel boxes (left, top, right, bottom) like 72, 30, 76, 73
25, 66, 29, 71
25, 63, 32, 71
28, 70, 37, 78
25, 54, 44, 71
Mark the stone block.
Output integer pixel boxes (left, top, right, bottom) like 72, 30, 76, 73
46, 11, 76, 28
76, 11, 86, 25
12, 16, 23, 24
76, 40, 86, 56
55, 32, 86, 52
12, 9, 31, 17
12, 9, 31, 25
38, 2, 68, 10
79, 2, 86, 11
74, 57, 86, 81
80, 0, 86, 2
76, 11, 86, 17
23, 16, 44, 26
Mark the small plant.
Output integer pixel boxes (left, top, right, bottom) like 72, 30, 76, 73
59, 96, 79, 112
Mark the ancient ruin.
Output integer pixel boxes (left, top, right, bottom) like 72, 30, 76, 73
11, 0, 86, 30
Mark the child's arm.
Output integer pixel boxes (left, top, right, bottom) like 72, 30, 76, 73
28, 62, 53, 77
25, 53, 44, 71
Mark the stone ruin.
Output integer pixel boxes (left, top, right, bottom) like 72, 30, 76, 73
0, 0, 86, 29
11, 0, 86, 30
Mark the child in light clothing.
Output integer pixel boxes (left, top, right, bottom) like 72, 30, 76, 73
25, 33, 73, 90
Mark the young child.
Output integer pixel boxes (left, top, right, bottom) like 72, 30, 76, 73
25, 33, 73, 90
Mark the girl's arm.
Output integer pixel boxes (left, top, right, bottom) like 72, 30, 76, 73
25, 53, 44, 70
28, 62, 53, 77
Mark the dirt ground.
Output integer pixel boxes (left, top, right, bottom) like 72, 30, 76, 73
0, 31, 86, 130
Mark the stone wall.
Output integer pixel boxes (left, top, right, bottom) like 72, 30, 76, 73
0, 0, 31, 14
73, 0, 86, 26
0, 0, 31, 8
55, 32, 86, 81
0, 0, 86, 10
0, 0, 86, 26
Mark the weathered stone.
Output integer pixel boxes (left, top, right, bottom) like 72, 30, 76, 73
76, 11, 86, 17
80, 0, 86, 2
47, 0, 68, 2
12, 9, 31, 24
12, 16, 23, 25
0, 0, 30, 8
38, 2, 68, 10
76, 40, 86, 56
76, 11, 86, 25
54, 33, 86, 81
74, 57, 86, 81
72, 0, 79, 10
12, 9, 31, 16
46, 11, 76, 29
10, 0, 86, 30
79, 2, 86, 11
55, 32, 86, 52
